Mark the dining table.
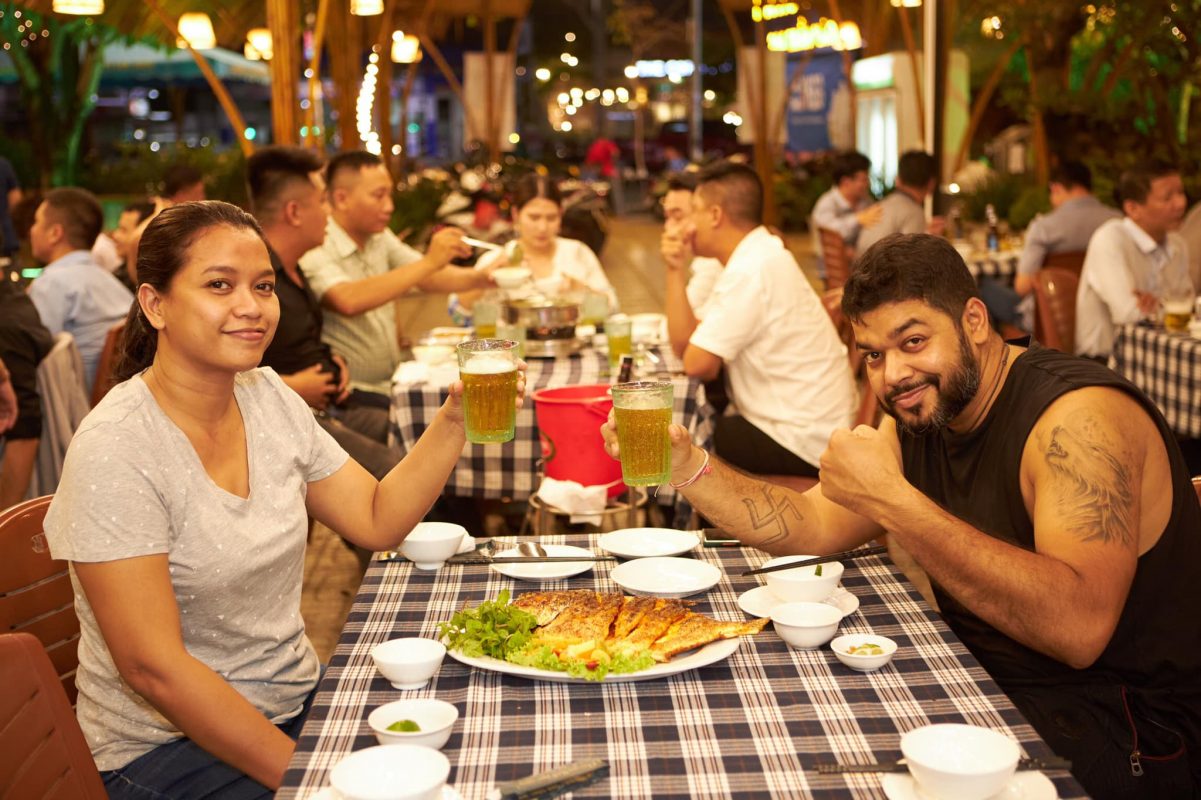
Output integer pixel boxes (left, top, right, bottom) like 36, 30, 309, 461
387, 343, 715, 510
1109, 322, 1201, 438
278, 534, 1086, 799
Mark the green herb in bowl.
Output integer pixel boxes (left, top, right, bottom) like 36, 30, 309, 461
386, 719, 422, 732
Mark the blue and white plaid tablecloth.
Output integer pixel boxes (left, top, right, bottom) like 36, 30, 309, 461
388, 347, 714, 505
966, 251, 1020, 283
1110, 324, 1201, 437
280, 536, 1085, 799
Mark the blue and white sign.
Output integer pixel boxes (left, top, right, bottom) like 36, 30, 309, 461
786, 51, 845, 152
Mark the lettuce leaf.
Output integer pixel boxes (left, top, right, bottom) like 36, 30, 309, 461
437, 589, 539, 660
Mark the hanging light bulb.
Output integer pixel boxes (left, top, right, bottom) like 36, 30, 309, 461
52, 0, 104, 15
245, 27, 272, 60
391, 30, 422, 63
177, 12, 216, 49
350, 0, 383, 16
838, 21, 862, 50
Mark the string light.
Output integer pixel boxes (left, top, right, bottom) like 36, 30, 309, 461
356, 61, 381, 154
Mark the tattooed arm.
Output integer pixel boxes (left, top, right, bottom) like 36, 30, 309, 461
864, 387, 1159, 669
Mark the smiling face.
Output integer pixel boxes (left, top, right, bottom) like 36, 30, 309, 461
514, 196, 562, 250
142, 224, 279, 376
852, 299, 984, 435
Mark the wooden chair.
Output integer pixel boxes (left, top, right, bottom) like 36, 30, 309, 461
1192, 476, 1201, 505
1032, 267, 1080, 353
0, 496, 80, 704
0, 632, 106, 799
1042, 250, 1086, 277
90, 321, 125, 407
818, 227, 854, 291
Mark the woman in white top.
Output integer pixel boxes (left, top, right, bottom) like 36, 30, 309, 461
43, 201, 524, 799
451, 174, 618, 319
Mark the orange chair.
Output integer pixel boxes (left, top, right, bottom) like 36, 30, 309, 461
0, 632, 106, 799
1042, 250, 1086, 277
818, 227, 854, 291
0, 496, 80, 704
90, 321, 125, 407
1032, 267, 1080, 353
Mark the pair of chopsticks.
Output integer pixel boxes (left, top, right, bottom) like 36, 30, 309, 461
741, 544, 887, 577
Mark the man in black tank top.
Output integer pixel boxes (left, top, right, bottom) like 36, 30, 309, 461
608, 234, 1201, 798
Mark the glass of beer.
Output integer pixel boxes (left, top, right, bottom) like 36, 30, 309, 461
495, 321, 526, 360
606, 314, 633, 371
474, 297, 499, 339
456, 339, 519, 444
611, 381, 674, 486
580, 291, 609, 328
1162, 291, 1195, 334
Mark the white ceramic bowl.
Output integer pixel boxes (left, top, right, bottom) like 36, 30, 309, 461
900, 723, 1021, 800
411, 344, 456, 364
367, 698, 460, 749
492, 266, 532, 289
830, 633, 897, 672
762, 555, 844, 603
399, 522, 467, 570
371, 638, 447, 690
330, 744, 450, 800
769, 601, 843, 649
610, 556, 721, 598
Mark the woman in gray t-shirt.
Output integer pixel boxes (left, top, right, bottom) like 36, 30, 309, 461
44, 201, 520, 799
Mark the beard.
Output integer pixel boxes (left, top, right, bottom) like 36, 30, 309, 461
884, 329, 981, 436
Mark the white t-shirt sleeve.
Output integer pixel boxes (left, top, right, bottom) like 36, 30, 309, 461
689, 268, 763, 361
1083, 227, 1143, 326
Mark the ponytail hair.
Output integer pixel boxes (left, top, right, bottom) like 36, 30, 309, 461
114, 201, 265, 381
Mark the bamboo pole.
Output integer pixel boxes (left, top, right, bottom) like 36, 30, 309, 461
304, 0, 331, 149
484, 0, 497, 161
144, 0, 253, 157
374, 0, 399, 168
896, 5, 924, 143
267, 0, 300, 145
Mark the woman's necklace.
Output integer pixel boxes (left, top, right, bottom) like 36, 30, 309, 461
962, 343, 1010, 431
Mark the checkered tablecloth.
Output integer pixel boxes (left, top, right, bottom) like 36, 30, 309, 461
388, 347, 714, 505
1110, 324, 1201, 437
966, 251, 1020, 283
279, 537, 1085, 799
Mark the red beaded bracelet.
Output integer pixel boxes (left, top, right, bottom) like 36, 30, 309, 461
669, 449, 712, 489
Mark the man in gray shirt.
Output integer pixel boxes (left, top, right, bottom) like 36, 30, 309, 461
855, 150, 945, 256
981, 161, 1119, 329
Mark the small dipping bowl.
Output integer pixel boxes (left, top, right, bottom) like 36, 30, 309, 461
901, 723, 1021, 800
399, 522, 467, 570
829, 633, 898, 672
492, 266, 532, 289
367, 698, 460, 749
770, 601, 843, 649
762, 555, 844, 603
330, 744, 450, 800
371, 637, 447, 690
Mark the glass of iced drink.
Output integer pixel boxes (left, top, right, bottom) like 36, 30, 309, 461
1163, 291, 1196, 334
611, 381, 674, 486
474, 297, 499, 339
456, 339, 519, 444
606, 314, 633, 371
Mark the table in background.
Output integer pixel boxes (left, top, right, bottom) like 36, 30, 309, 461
1110, 323, 1201, 438
388, 346, 714, 506
964, 250, 1020, 285
279, 536, 1085, 799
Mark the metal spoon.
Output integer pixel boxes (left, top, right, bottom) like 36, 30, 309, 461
516, 540, 548, 557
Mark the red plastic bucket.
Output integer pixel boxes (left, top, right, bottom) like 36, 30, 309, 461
532, 384, 625, 497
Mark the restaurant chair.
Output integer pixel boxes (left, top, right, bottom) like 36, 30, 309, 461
89, 321, 125, 407
29, 333, 91, 498
0, 495, 81, 704
0, 632, 106, 799
1041, 250, 1086, 277
1192, 476, 1201, 505
1032, 267, 1080, 354
818, 227, 853, 291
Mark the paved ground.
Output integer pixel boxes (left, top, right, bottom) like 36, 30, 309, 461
298, 216, 935, 662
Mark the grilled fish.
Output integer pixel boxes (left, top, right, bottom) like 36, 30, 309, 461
535, 591, 623, 649
649, 614, 769, 661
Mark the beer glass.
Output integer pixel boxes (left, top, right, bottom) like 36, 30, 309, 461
1162, 291, 1195, 334
474, 298, 499, 339
580, 291, 609, 328
611, 381, 674, 486
606, 315, 633, 371
495, 321, 526, 359
456, 339, 519, 444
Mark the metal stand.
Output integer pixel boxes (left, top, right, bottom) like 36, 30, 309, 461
521, 486, 649, 535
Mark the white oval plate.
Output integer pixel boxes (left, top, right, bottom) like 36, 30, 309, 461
489, 544, 595, 582
881, 771, 1056, 800
597, 528, 701, 559
737, 585, 859, 619
310, 786, 464, 800
446, 637, 739, 684
610, 556, 721, 598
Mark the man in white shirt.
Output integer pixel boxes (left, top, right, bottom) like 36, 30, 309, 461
811, 151, 882, 257
1076, 161, 1191, 359
28, 188, 133, 389
661, 173, 723, 320
662, 161, 855, 476
299, 151, 492, 398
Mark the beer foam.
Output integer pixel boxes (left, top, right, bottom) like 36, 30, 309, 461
615, 393, 670, 410
462, 355, 516, 375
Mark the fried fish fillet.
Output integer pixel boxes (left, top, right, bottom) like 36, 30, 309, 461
535, 591, 623, 648
648, 614, 770, 661
611, 595, 657, 640
512, 589, 594, 626
614, 598, 693, 655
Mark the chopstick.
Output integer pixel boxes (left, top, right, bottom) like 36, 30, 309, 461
447, 556, 617, 564
741, 544, 887, 577
461, 236, 503, 252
